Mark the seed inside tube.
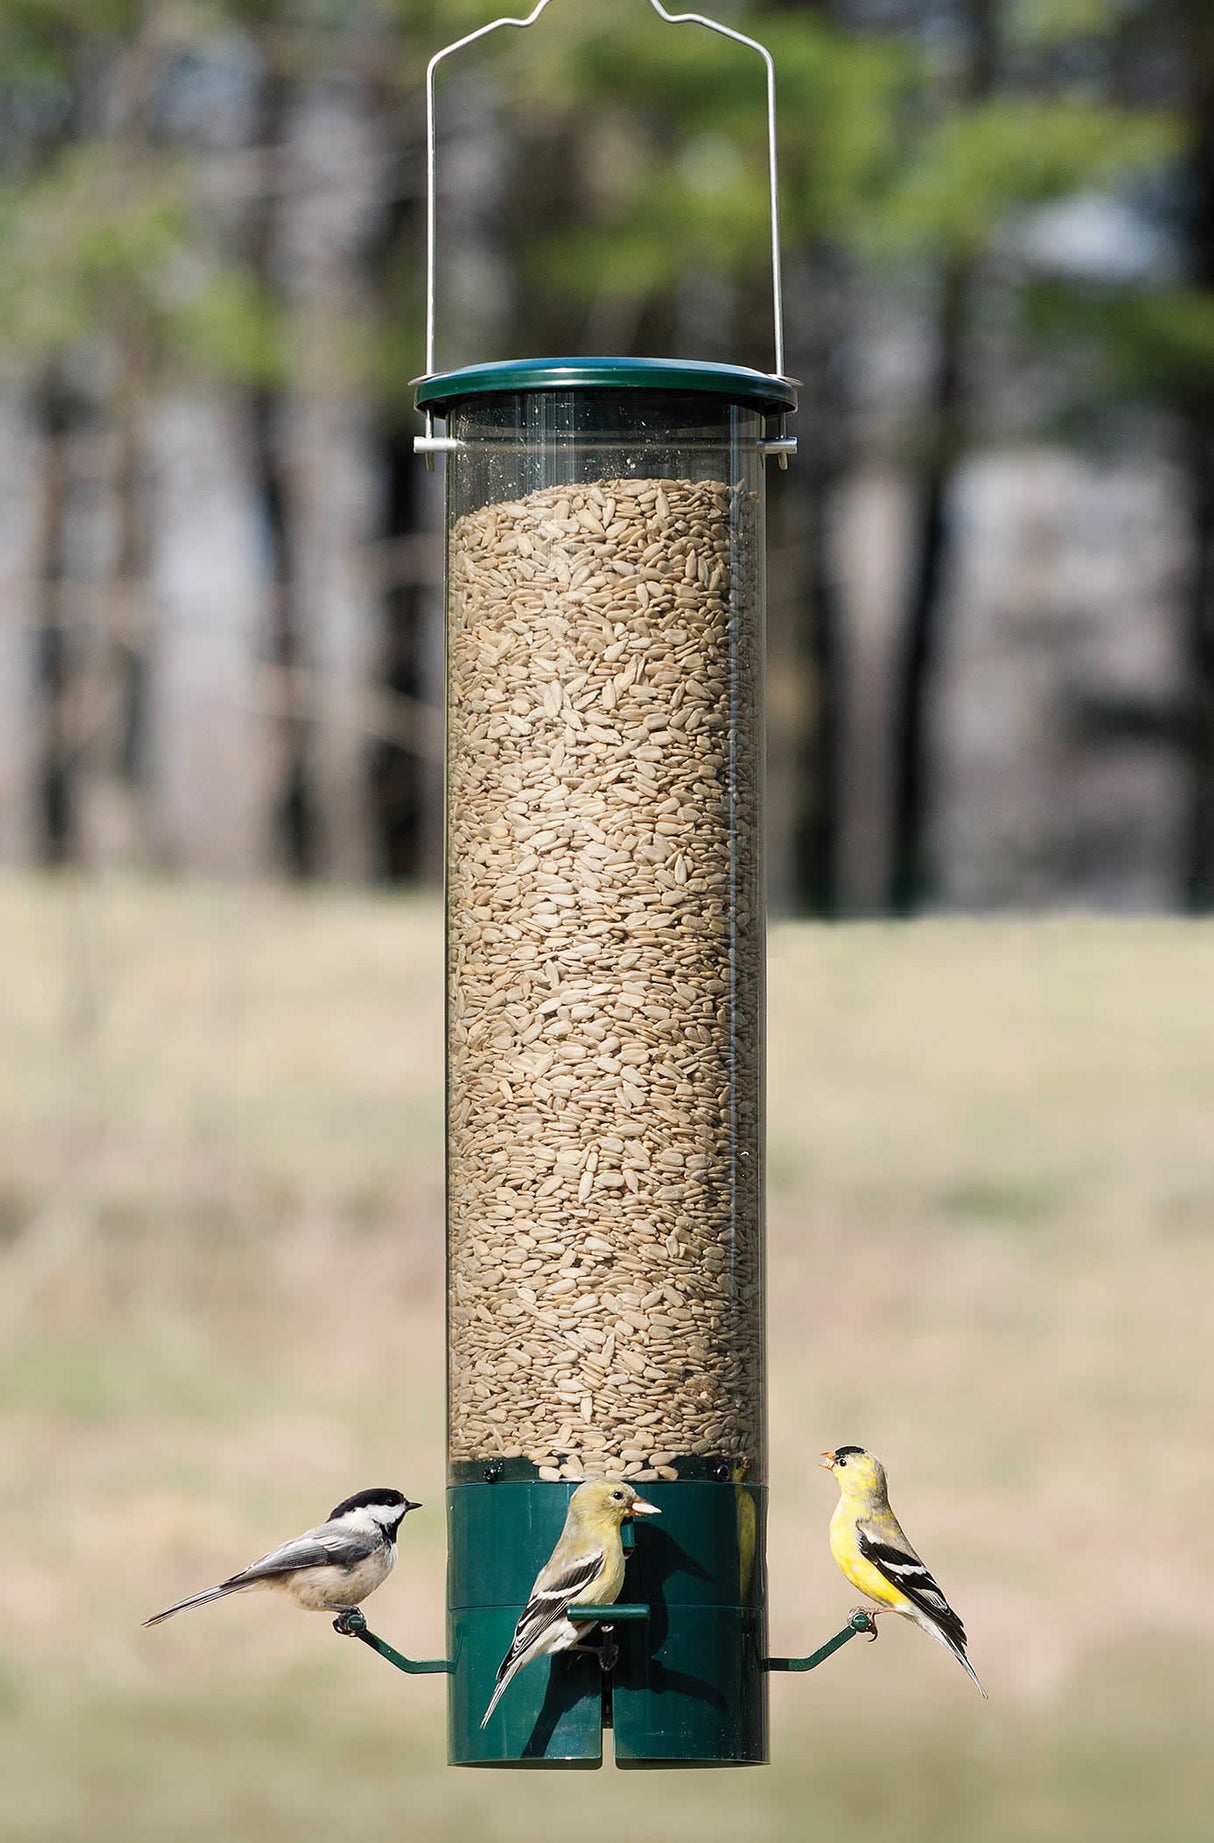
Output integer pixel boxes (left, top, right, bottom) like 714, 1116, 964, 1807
447, 475, 761, 1479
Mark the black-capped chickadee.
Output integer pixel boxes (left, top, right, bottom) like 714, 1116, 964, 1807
144, 1488, 420, 1626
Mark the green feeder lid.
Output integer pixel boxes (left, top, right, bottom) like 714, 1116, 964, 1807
414, 356, 797, 416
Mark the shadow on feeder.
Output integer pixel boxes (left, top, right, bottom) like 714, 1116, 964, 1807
520, 1644, 613, 1761
618, 1524, 729, 1718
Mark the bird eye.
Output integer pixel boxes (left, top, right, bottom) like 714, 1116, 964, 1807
837, 1456, 848, 1466
612, 1490, 624, 1501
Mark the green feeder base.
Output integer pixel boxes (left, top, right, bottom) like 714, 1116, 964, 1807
447, 1478, 768, 1768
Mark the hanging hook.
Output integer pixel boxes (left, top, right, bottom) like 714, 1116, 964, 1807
419, 0, 788, 387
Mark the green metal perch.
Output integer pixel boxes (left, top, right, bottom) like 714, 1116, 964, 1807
334, 1605, 876, 1679
765, 1609, 877, 1670
332, 1608, 452, 1674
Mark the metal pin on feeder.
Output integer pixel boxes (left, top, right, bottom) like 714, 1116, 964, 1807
344, 0, 866, 1768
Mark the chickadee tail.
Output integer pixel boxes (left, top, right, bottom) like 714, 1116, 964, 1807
921, 1614, 988, 1697
143, 1582, 243, 1627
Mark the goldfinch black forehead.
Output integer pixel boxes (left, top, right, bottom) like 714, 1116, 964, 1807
832, 1446, 865, 1463
328, 1488, 410, 1519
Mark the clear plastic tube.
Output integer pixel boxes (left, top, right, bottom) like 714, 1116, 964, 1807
445, 388, 765, 1487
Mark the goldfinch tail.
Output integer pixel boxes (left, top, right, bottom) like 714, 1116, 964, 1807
480, 1663, 517, 1729
952, 1643, 987, 1697
917, 1612, 987, 1697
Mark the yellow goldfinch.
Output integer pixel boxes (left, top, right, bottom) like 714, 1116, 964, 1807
822, 1447, 986, 1696
480, 1479, 659, 1727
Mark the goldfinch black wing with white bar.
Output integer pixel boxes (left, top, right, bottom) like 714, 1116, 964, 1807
503, 1549, 605, 1665
857, 1527, 968, 1650
480, 1549, 606, 1727
478, 1479, 657, 1728
856, 1523, 986, 1695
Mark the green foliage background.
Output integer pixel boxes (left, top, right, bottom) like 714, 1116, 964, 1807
0, 0, 1199, 406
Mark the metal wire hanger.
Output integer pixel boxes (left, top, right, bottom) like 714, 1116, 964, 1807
416, 0, 789, 439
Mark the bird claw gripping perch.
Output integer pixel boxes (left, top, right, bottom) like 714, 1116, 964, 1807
851, 1607, 880, 1641
566, 1602, 649, 1673
567, 1629, 620, 1672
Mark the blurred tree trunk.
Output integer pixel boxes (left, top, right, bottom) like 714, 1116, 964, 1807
32, 31, 168, 879
74, 26, 161, 869
77, 360, 153, 867
246, 52, 315, 878
784, 240, 848, 916
31, 370, 76, 864
372, 424, 444, 882
147, 394, 269, 875
887, 0, 998, 914
369, 69, 509, 883
1181, 4, 1214, 910
280, 66, 384, 882
770, 0, 848, 917
0, 388, 39, 862
365, 63, 431, 882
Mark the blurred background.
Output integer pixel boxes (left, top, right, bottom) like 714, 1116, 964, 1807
2, 2, 1213, 1840
2, 0, 1213, 915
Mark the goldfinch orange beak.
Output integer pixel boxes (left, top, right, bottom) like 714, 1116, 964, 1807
820, 1451, 837, 1470
630, 1498, 660, 1516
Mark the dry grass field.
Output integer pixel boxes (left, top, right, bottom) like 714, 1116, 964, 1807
1, 875, 1212, 1841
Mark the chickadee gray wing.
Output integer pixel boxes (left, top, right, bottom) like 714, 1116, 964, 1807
144, 1488, 416, 1627
143, 1524, 386, 1625
225, 1524, 380, 1587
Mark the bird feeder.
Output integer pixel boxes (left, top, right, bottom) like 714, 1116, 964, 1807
342, 0, 867, 1769
430, 355, 785, 1767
